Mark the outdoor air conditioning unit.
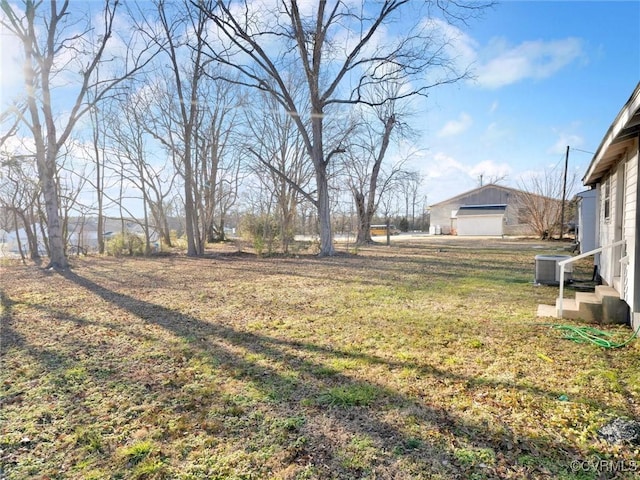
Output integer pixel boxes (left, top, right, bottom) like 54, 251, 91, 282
535, 255, 573, 285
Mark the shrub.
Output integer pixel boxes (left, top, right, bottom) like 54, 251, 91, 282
105, 233, 146, 257
239, 214, 280, 256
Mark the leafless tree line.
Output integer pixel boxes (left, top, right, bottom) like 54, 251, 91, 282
1, 0, 495, 267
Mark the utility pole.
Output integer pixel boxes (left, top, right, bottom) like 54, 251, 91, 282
560, 145, 569, 240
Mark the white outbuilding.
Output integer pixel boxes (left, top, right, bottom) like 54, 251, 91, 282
454, 204, 507, 236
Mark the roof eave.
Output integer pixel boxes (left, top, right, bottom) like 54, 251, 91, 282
583, 82, 640, 186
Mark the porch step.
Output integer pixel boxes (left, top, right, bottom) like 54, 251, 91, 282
557, 292, 602, 323
596, 285, 629, 324
537, 285, 629, 324
596, 285, 619, 300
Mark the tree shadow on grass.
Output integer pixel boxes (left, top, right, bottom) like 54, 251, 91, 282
9, 269, 591, 478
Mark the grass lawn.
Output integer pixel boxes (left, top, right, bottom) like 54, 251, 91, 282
1, 238, 639, 479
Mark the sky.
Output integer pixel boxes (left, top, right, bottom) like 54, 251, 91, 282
1, 0, 639, 215
410, 0, 640, 206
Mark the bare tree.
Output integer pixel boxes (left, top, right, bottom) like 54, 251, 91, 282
246, 88, 314, 253
0, 0, 159, 268
212, 153, 243, 242
0, 155, 41, 261
193, 74, 244, 245
399, 170, 423, 231
195, 0, 492, 256
517, 163, 577, 239
139, 0, 236, 256
56, 146, 91, 256
477, 173, 507, 187
103, 96, 159, 255
88, 102, 108, 254
345, 79, 417, 244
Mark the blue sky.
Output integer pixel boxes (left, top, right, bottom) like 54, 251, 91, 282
411, 0, 640, 205
1, 0, 639, 214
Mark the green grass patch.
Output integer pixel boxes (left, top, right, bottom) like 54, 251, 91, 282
317, 384, 382, 407
2, 239, 639, 479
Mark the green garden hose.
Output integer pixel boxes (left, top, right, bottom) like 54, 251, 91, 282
551, 323, 640, 349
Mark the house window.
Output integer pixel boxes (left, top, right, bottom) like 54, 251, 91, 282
603, 176, 611, 221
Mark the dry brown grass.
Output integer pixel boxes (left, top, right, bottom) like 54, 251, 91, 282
1, 238, 639, 479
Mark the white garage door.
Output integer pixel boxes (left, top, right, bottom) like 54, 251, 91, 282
457, 214, 504, 236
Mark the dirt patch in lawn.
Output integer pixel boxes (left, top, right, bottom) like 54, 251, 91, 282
1, 238, 639, 479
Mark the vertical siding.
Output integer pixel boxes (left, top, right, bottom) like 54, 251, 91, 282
624, 140, 638, 311
599, 171, 617, 284
429, 202, 457, 234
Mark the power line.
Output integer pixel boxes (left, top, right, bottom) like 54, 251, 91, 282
570, 147, 595, 155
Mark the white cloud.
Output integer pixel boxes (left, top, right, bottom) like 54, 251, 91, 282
416, 150, 517, 204
480, 122, 509, 147
548, 129, 585, 155
418, 151, 471, 204
421, 17, 585, 90
0, 25, 25, 105
475, 37, 585, 89
423, 18, 478, 67
425, 151, 466, 178
468, 160, 512, 181
437, 112, 473, 137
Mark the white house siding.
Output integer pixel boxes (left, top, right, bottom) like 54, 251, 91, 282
584, 82, 640, 333
595, 143, 638, 328
623, 141, 639, 332
598, 157, 631, 286
598, 170, 617, 285
576, 190, 597, 253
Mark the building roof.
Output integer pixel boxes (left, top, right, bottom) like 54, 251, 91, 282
575, 189, 596, 199
583, 82, 640, 186
429, 183, 527, 208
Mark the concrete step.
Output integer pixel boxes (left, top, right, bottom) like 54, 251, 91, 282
595, 285, 619, 301
576, 292, 603, 323
555, 294, 601, 323
595, 285, 629, 324
576, 291, 601, 305
555, 297, 580, 320
537, 283, 629, 323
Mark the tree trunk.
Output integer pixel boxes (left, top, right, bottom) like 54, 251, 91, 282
354, 191, 373, 244
97, 198, 104, 254
23, 221, 39, 261
183, 153, 198, 256
39, 150, 68, 269
315, 167, 334, 256
21, 10, 68, 269
92, 105, 105, 254
13, 211, 26, 264
41, 194, 67, 268
161, 211, 172, 247
310, 111, 334, 256
352, 115, 395, 246
142, 188, 151, 256
36, 203, 50, 258
385, 217, 391, 246
15, 210, 40, 261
